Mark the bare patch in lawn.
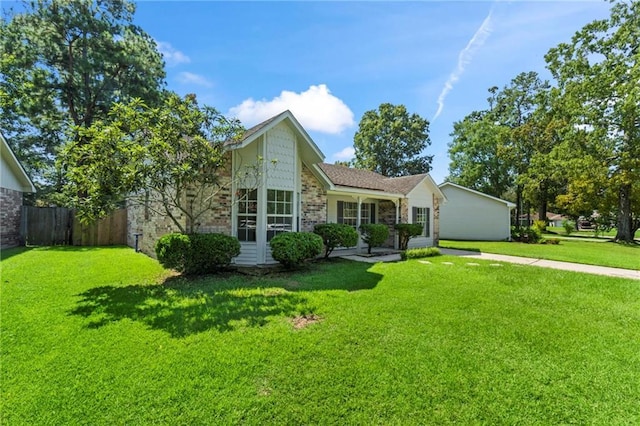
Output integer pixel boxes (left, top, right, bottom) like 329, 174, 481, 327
291, 313, 322, 329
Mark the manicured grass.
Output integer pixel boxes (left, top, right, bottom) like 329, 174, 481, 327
2, 247, 640, 424
546, 226, 640, 240
440, 239, 640, 270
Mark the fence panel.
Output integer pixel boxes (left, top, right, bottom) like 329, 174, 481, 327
22, 207, 72, 246
72, 209, 127, 246
21, 207, 126, 246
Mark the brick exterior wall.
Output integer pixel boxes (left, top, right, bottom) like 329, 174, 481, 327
378, 199, 398, 248
300, 165, 327, 232
191, 155, 233, 236
127, 194, 187, 257
127, 154, 234, 257
400, 198, 409, 223
1, 187, 24, 248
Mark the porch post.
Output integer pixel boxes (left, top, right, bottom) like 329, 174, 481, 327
395, 198, 401, 249
356, 196, 362, 251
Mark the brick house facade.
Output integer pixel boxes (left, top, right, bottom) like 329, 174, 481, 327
127, 111, 445, 265
1, 134, 35, 248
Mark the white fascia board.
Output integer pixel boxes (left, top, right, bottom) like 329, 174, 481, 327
439, 181, 514, 208
328, 186, 404, 200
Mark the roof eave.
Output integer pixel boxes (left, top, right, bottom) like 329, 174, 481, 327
1, 133, 36, 193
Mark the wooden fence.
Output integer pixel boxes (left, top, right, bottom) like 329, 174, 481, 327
21, 207, 127, 246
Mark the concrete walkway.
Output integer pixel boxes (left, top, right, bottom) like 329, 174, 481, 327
340, 248, 640, 280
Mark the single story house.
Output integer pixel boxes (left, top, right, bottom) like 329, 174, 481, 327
438, 182, 515, 241
1, 133, 36, 248
518, 212, 569, 227
128, 110, 445, 265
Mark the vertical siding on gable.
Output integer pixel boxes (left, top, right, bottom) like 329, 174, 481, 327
266, 123, 296, 190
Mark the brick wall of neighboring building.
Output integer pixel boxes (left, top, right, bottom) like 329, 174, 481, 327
300, 165, 327, 232
0, 187, 23, 248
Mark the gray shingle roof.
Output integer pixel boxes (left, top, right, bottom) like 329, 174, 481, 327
318, 163, 427, 195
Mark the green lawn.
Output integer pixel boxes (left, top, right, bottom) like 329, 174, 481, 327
546, 226, 640, 240
2, 247, 640, 424
440, 239, 640, 270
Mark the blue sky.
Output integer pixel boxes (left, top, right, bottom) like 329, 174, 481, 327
7, 1, 614, 183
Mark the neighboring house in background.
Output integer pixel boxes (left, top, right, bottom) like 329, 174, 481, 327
128, 110, 445, 265
438, 182, 515, 241
1, 133, 36, 248
518, 212, 569, 227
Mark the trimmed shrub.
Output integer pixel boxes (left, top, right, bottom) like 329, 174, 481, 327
359, 223, 389, 254
155, 232, 240, 275
155, 233, 190, 271
400, 247, 441, 260
270, 232, 323, 268
511, 226, 544, 244
533, 219, 547, 233
187, 233, 241, 274
314, 223, 359, 259
562, 219, 575, 235
394, 223, 424, 250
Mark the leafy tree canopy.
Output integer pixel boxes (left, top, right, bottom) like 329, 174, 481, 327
353, 103, 432, 177
545, 0, 639, 241
60, 93, 244, 232
0, 0, 166, 191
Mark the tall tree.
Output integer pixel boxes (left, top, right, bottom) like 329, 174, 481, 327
60, 93, 245, 233
448, 110, 512, 199
448, 74, 559, 226
493, 71, 551, 227
353, 103, 432, 177
0, 0, 166, 191
546, 0, 640, 242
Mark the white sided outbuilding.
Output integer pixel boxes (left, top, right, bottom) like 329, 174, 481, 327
438, 182, 515, 241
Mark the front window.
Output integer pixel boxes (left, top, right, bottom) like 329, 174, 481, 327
237, 189, 257, 242
267, 189, 293, 241
414, 207, 430, 237
340, 201, 358, 227
338, 201, 375, 228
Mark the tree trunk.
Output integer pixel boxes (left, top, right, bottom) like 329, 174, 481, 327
537, 199, 548, 231
614, 183, 633, 242
515, 185, 522, 230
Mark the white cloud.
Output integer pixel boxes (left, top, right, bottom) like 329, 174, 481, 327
433, 8, 494, 121
332, 146, 355, 161
176, 72, 213, 88
156, 41, 191, 66
229, 84, 355, 135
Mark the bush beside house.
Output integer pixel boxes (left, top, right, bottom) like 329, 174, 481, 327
313, 223, 359, 259
394, 223, 424, 251
155, 233, 240, 275
270, 232, 323, 268
359, 224, 389, 254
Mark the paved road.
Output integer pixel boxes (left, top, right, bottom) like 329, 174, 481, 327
439, 248, 640, 280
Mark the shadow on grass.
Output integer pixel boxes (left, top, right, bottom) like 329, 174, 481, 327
70, 260, 382, 337
0, 246, 33, 261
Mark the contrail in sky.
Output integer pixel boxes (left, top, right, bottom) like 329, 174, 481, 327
433, 8, 494, 121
